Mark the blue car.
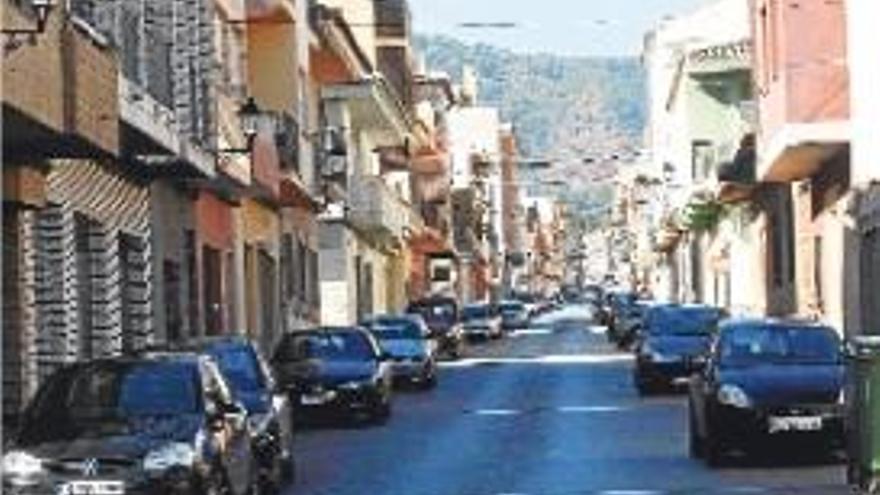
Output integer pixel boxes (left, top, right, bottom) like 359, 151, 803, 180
181, 337, 295, 493
633, 304, 722, 394
688, 319, 845, 466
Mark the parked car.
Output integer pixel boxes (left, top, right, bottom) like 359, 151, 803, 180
176, 336, 294, 493
361, 314, 439, 389
271, 327, 394, 424
2, 354, 258, 495
499, 300, 530, 331
515, 292, 545, 317
606, 291, 638, 345
633, 304, 721, 394
461, 302, 503, 340
405, 296, 465, 359
688, 319, 845, 466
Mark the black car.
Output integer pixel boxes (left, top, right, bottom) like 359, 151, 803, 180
633, 304, 721, 394
179, 337, 294, 493
2, 354, 257, 495
405, 297, 465, 358
271, 327, 394, 423
688, 319, 845, 466
362, 314, 439, 389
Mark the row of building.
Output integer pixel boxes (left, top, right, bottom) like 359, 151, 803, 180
1, 0, 564, 425
615, 0, 878, 338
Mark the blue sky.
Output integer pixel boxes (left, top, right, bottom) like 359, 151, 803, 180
409, 0, 712, 57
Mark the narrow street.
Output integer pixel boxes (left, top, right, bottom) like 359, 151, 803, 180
290, 307, 848, 495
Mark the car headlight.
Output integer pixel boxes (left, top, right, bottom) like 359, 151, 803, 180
339, 381, 366, 390
717, 384, 752, 409
143, 442, 195, 472
650, 352, 677, 363
2, 450, 44, 485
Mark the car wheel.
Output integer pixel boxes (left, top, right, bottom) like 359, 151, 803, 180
197, 464, 232, 495
422, 370, 438, 390
634, 372, 653, 396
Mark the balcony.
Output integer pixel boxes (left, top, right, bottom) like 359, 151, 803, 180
3, 8, 119, 160
753, 0, 849, 182
716, 134, 758, 203
348, 176, 414, 245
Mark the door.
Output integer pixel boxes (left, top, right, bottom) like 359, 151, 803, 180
203, 246, 223, 336
258, 249, 278, 350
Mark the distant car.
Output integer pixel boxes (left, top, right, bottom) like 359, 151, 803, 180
633, 304, 721, 394
406, 297, 465, 359
272, 327, 394, 424
2, 355, 258, 495
461, 303, 503, 340
179, 337, 294, 493
688, 319, 845, 466
362, 314, 438, 389
606, 291, 637, 344
499, 300, 530, 331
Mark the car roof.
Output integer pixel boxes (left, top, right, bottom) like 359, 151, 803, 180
720, 317, 834, 331
72, 353, 206, 369
364, 314, 421, 322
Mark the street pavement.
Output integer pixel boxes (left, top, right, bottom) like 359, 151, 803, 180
287, 305, 850, 495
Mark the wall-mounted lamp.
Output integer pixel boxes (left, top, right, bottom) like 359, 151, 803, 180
3, 0, 56, 52
219, 97, 276, 155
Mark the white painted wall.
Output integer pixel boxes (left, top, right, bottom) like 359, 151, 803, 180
644, 0, 750, 191
447, 107, 500, 189
848, 0, 880, 186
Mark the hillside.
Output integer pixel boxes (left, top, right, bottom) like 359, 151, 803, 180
414, 34, 646, 163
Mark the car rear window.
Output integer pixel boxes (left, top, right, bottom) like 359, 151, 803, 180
463, 305, 490, 319
209, 345, 264, 393
366, 319, 422, 340
648, 307, 719, 335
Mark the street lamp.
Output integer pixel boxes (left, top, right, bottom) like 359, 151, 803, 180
2, 0, 56, 52
218, 97, 276, 155
2, 0, 55, 35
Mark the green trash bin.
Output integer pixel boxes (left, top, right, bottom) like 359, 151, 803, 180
846, 336, 880, 493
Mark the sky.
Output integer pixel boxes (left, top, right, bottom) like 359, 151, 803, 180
409, 0, 713, 57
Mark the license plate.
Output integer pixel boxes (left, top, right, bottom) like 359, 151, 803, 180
768, 415, 823, 433
301, 391, 335, 405
56, 481, 124, 495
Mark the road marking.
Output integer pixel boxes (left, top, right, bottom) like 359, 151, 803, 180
589, 325, 608, 335
511, 329, 554, 336
600, 491, 665, 495
557, 405, 625, 413
473, 408, 522, 416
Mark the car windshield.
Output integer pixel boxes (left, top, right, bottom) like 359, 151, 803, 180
209, 345, 264, 393
648, 307, 719, 335
409, 301, 456, 322
293, 332, 376, 361
367, 319, 422, 340
18, 362, 200, 445
501, 302, 524, 313
463, 305, 490, 319
720, 325, 840, 365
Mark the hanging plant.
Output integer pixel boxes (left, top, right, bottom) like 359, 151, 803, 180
684, 198, 727, 232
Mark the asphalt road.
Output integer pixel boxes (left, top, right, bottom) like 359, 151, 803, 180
287, 305, 849, 495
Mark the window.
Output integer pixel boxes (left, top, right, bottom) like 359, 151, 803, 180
74, 214, 99, 360
281, 234, 295, 302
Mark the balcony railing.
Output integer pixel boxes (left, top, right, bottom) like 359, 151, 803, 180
348, 176, 413, 242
